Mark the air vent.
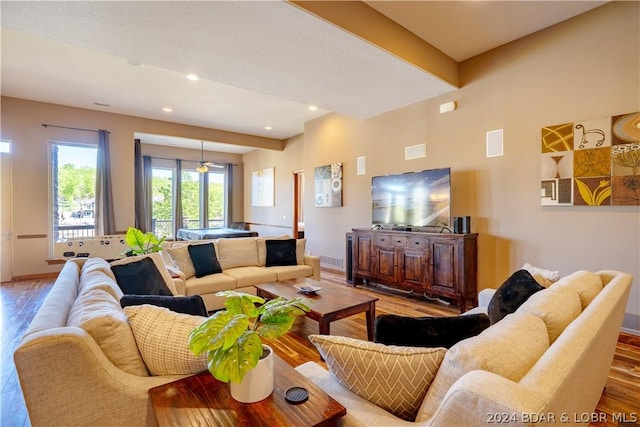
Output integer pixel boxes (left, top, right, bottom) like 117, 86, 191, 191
405, 143, 426, 160
319, 255, 343, 269
486, 129, 504, 157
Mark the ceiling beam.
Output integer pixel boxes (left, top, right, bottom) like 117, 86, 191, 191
290, 0, 459, 88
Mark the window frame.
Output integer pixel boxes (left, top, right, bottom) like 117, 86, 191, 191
49, 140, 98, 254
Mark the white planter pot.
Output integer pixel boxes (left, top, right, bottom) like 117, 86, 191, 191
229, 345, 274, 403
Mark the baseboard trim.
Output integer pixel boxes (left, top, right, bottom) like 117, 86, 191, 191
11, 272, 59, 281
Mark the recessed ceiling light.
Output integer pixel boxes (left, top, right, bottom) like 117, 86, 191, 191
265, 126, 272, 130
186, 74, 199, 81
308, 105, 318, 111
163, 107, 173, 113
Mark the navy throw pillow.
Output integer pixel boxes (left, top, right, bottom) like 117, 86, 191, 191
265, 239, 297, 267
374, 313, 491, 349
120, 294, 208, 317
111, 257, 173, 296
188, 243, 222, 278
487, 269, 545, 324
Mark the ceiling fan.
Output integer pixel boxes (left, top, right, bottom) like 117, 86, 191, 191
196, 140, 224, 173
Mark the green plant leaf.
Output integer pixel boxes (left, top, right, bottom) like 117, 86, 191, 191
257, 313, 296, 339
124, 227, 166, 254
220, 292, 263, 317
189, 312, 249, 354
125, 227, 147, 255
207, 332, 262, 383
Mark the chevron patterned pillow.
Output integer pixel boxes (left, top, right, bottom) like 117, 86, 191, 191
309, 335, 446, 421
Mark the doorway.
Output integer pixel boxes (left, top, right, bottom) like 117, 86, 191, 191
293, 171, 304, 239
1, 141, 13, 282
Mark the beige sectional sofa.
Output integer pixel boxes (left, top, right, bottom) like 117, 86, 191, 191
296, 270, 632, 426
14, 258, 191, 427
161, 236, 320, 311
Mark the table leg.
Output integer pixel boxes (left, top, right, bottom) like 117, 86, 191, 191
319, 318, 330, 335
365, 302, 375, 341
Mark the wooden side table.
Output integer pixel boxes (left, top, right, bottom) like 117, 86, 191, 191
148, 354, 346, 427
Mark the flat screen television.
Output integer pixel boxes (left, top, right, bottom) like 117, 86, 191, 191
371, 167, 451, 229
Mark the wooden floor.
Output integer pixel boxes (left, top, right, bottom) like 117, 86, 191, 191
1, 270, 639, 426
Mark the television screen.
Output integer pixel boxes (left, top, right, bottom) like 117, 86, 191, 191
372, 167, 451, 228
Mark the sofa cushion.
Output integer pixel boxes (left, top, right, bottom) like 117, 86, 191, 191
309, 334, 446, 422
166, 244, 196, 280
374, 313, 491, 349
188, 243, 222, 278
265, 239, 298, 267
551, 270, 602, 309
120, 294, 208, 317
110, 253, 177, 296
416, 312, 549, 422
521, 262, 560, 287
80, 257, 117, 281
223, 267, 277, 288
487, 269, 544, 324
271, 265, 313, 281
516, 286, 582, 343
217, 237, 259, 270
124, 305, 208, 376
67, 288, 149, 376
296, 239, 306, 265
184, 273, 238, 296
78, 265, 124, 301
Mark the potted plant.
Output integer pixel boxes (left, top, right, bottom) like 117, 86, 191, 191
189, 290, 310, 402
124, 226, 166, 256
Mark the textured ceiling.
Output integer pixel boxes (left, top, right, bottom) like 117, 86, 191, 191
0, 1, 608, 152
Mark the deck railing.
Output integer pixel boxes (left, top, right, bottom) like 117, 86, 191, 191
54, 218, 226, 241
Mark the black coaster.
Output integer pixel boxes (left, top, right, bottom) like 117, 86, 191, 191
284, 386, 309, 404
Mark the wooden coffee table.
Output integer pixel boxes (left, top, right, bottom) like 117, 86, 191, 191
255, 278, 378, 341
149, 354, 346, 427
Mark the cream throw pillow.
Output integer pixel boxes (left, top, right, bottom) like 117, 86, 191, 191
217, 237, 259, 270
124, 304, 208, 376
166, 245, 196, 280
309, 335, 446, 421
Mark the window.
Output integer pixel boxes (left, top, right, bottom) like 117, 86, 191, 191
151, 168, 174, 238
150, 162, 228, 237
208, 170, 225, 228
181, 170, 201, 229
51, 142, 97, 240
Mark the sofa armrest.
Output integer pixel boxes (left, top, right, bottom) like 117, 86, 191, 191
165, 265, 186, 295
304, 255, 321, 280
14, 327, 187, 427
423, 370, 546, 426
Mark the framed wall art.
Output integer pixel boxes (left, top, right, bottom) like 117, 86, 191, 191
314, 163, 342, 207
541, 111, 639, 206
251, 167, 274, 207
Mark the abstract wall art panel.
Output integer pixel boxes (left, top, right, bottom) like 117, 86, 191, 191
314, 163, 342, 207
540, 112, 639, 206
